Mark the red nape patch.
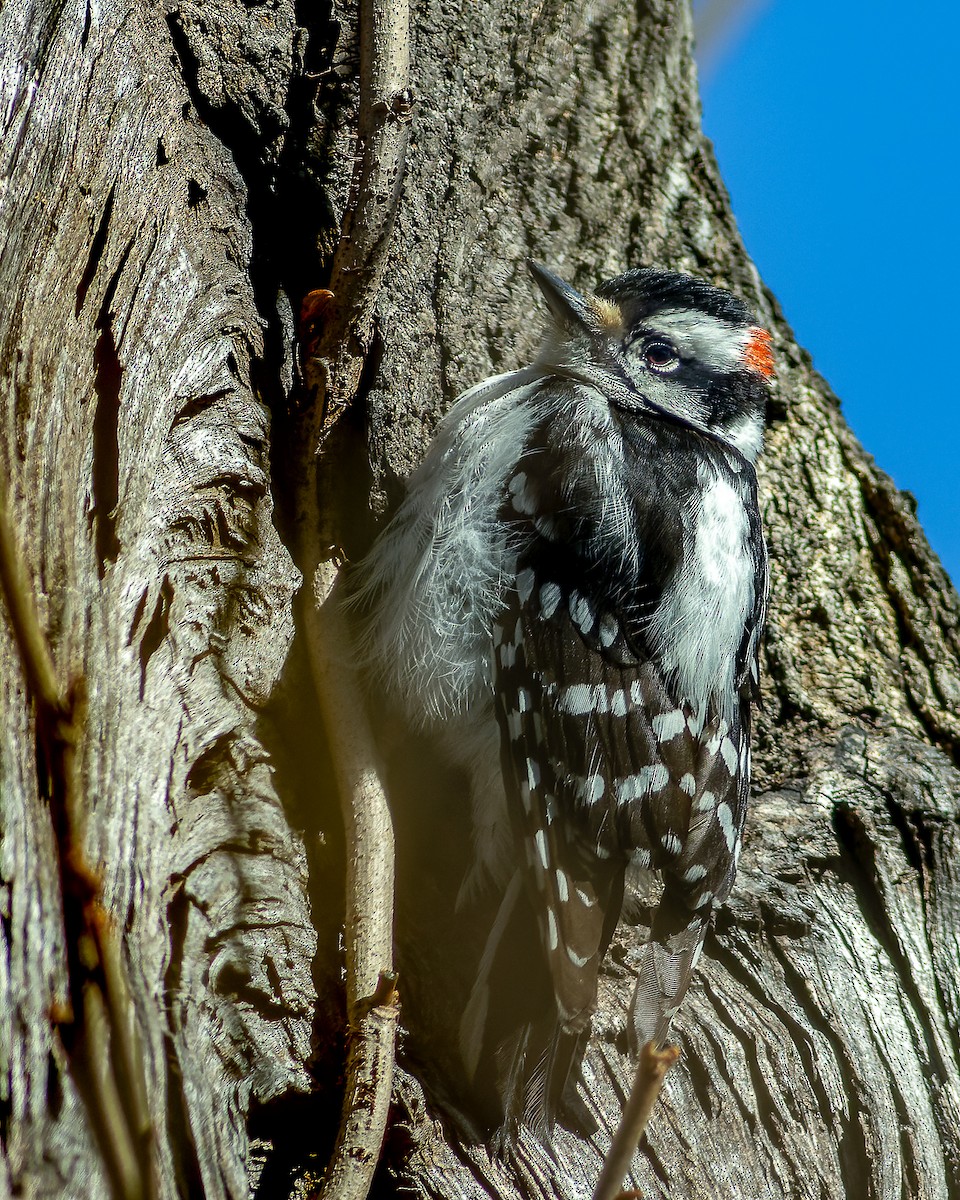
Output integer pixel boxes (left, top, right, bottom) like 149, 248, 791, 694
743, 328, 775, 378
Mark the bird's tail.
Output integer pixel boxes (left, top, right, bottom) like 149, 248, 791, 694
492, 1013, 594, 1154
459, 870, 596, 1150
628, 906, 709, 1050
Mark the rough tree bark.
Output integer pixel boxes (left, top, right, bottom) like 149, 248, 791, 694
1, 1, 958, 1199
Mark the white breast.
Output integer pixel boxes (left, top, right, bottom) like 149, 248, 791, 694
648, 466, 754, 723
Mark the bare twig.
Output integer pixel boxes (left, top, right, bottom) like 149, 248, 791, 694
0, 492, 156, 1200
300, 0, 412, 435
309, 971, 400, 1200
592, 1041, 680, 1200
294, 0, 411, 1193
0, 492, 61, 710
301, 560, 398, 1200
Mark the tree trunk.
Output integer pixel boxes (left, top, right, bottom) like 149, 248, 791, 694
1, 1, 958, 1199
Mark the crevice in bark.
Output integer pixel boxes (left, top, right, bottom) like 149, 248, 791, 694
162, 882, 207, 1199
0, 1076, 10, 1150
164, 1050, 207, 1200
640, 1137, 670, 1191
695, 982, 761, 1133
832, 801, 953, 1092
172, 390, 233, 429
75, 183, 115, 317
248, 1090, 343, 1199
45, 1052, 63, 1123
139, 576, 173, 701
889, 1076, 925, 1200
79, 0, 91, 49
683, 1044, 714, 1120
764, 934, 873, 1197
90, 239, 135, 575
186, 178, 208, 209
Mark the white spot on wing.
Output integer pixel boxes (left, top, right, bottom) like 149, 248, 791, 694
614, 765, 669, 802
679, 773, 696, 796
569, 590, 595, 634
509, 471, 536, 515
652, 709, 685, 741
572, 774, 605, 803
684, 864, 707, 882
558, 684, 592, 715
661, 832, 682, 855
539, 581, 561, 619
535, 828, 549, 869
599, 614, 619, 648
706, 719, 730, 756
716, 801, 736, 850
720, 736, 738, 775
555, 870, 569, 901
516, 568, 535, 605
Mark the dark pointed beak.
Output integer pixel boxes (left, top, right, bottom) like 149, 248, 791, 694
527, 260, 594, 332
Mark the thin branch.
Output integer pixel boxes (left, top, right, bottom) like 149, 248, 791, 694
0, 489, 62, 711
592, 1042, 681, 1200
301, 561, 398, 1200
300, 0, 413, 440
309, 972, 400, 1200
294, 0, 411, 1192
0, 491, 156, 1200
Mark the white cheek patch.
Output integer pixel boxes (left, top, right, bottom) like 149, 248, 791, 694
642, 308, 751, 375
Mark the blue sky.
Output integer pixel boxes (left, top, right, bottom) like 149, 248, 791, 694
693, 0, 959, 585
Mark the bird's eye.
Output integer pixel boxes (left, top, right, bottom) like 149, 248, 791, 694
643, 340, 680, 372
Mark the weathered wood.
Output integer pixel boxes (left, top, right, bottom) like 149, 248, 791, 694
0, 1, 315, 1197
1, 0, 959, 1197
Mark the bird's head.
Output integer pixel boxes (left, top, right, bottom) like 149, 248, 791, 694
528, 261, 774, 463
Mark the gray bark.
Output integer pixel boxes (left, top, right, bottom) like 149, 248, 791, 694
1, 1, 959, 1199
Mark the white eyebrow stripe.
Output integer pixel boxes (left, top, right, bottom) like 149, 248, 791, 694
643, 308, 749, 374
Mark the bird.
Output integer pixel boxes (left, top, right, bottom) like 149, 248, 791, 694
349, 260, 772, 1148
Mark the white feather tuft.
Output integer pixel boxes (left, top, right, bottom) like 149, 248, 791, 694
350, 367, 548, 723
